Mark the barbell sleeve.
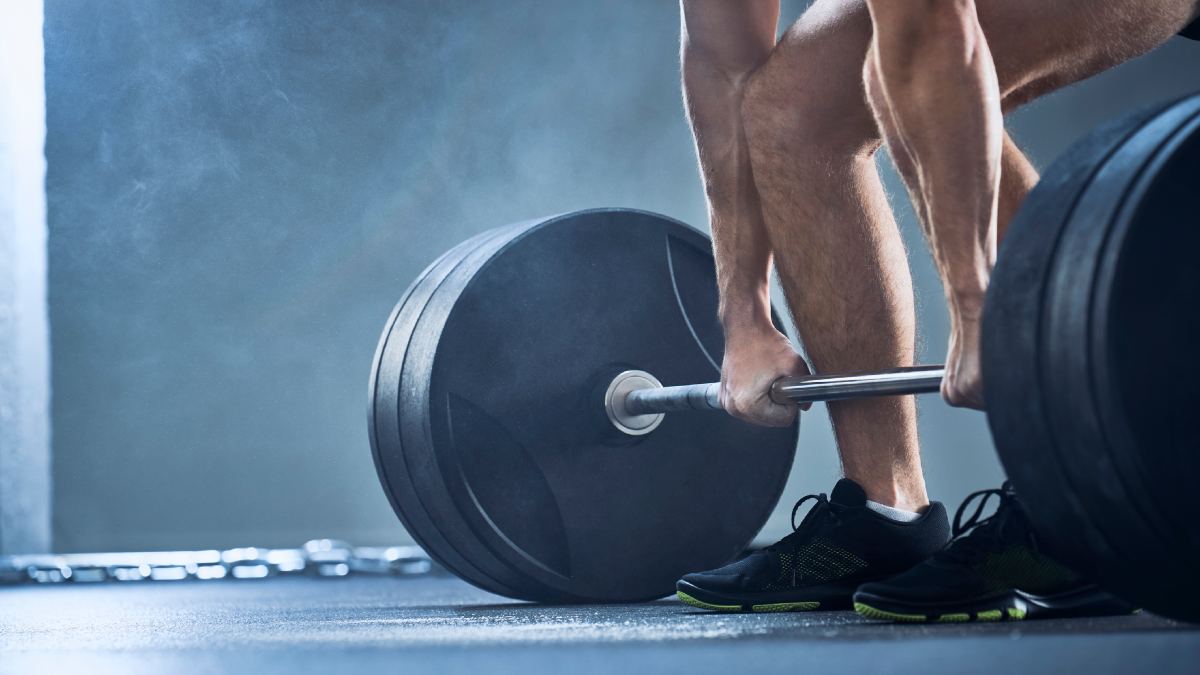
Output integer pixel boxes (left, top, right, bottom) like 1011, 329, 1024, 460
623, 365, 945, 416
622, 382, 722, 414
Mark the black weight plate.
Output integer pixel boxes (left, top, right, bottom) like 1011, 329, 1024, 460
984, 104, 1161, 581
370, 225, 532, 598
1097, 115, 1200, 516
373, 221, 581, 597
396, 220, 573, 601
985, 95, 1200, 621
372, 208, 798, 602
1081, 102, 1200, 620
1039, 98, 1200, 613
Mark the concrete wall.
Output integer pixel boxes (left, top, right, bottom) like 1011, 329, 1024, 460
43, 0, 1200, 551
0, 0, 51, 554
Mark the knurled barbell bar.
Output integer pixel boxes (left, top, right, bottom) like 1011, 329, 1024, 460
368, 93, 1200, 619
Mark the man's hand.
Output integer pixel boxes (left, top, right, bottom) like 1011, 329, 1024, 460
942, 308, 986, 410
719, 325, 810, 427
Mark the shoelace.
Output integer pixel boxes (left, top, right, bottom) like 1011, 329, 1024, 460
952, 486, 1007, 537
767, 493, 844, 553
937, 482, 1029, 563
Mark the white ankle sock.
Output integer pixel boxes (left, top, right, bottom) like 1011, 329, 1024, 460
866, 500, 921, 523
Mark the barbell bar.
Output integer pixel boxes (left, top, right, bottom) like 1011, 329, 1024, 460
608, 365, 945, 436
628, 365, 944, 412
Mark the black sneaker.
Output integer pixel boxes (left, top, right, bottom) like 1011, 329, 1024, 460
853, 483, 1137, 623
676, 479, 950, 612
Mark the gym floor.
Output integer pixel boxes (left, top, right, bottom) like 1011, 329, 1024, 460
4, 574, 1198, 675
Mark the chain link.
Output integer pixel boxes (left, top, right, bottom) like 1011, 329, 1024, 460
0, 539, 436, 585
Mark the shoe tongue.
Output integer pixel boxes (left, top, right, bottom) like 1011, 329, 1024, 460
830, 478, 867, 507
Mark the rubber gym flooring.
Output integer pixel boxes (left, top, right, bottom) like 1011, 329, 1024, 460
2, 573, 1197, 674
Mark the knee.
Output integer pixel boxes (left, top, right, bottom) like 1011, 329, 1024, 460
869, 0, 977, 31
740, 53, 881, 163
869, 0, 979, 60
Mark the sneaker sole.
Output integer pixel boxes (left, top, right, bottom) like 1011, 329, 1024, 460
854, 600, 1026, 623
675, 579, 855, 613
678, 590, 820, 613
854, 585, 1136, 624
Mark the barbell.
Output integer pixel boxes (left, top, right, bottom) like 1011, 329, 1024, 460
367, 93, 1199, 620
604, 365, 944, 435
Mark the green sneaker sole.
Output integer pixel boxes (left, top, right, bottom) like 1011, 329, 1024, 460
854, 601, 1026, 623
678, 591, 820, 613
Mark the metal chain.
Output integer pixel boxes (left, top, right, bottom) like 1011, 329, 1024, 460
0, 539, 436, 585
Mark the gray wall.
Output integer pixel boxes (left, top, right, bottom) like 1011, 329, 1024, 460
43, 0, 1200, 552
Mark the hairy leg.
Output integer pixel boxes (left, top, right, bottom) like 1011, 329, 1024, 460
995, 134, 1039, 243
863, 0, 1200, 408
741, 0, 927, 511
679, 0, 813, 429
736, 0, 1193, 506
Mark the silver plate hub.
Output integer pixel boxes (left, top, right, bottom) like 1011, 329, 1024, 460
604, 370, 665, 436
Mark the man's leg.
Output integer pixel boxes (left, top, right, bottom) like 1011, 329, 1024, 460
863, 0, 1200, 408
675, 0, 1069, 611
995, 135, 1040, 242
738, 0, 1197, 505
676, 0, 956, 615
740, 0, 927, 511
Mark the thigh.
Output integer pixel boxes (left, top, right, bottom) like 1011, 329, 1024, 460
779, 0, 1197, 111
745, 0, 879, 151
978, 0, 1200, 107
743, 0, 1196, 144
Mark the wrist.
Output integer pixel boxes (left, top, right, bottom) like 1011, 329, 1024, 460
719, 304, 776, 340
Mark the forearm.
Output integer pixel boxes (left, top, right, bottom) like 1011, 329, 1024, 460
867, 0, 1003, 314
682, 52, 775, 337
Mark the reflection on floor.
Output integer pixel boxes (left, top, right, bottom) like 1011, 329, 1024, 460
2, 574, 1197, 674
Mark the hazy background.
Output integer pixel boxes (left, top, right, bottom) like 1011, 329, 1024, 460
42, 0, 1200, 552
